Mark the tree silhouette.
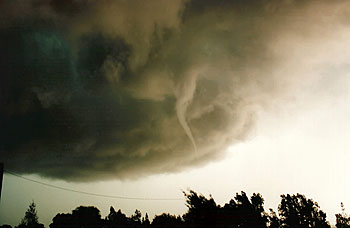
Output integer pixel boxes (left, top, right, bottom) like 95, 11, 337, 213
9, 191, 340, 228
50, 213, 74, 228
152, 213, 183, 228
182, 190, 268, 228
278, 194, 330, 228
0, 225, 12, 228
182, 190, 219, 228
266, 209, 280, 228
130, 209, 143, 228
72, 206, 103, 228
16, 201, 44, 228
220, 191, 267, 228
336, 203, 350, 228
131, 209, 142, 224
142, 213, 150, 227
50, 206, 103, 228
105, 206, 131, 228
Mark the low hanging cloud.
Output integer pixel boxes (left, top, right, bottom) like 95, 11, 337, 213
1, 0, 350, 181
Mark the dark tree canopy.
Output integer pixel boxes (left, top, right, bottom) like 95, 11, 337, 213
220, 192, 267, 228
267, 209, 280, 228
142, 213, 150, 227
3, 191, 338, 228
152, 213, 183, 228
336, 203, 350, 228
106, 206, 130, 228
131, 210, 142, 225
105, 206, 152, 228
182, 190, 268, 228
278, 194, 330, 228
183, 190, 219, 228
0, 225, 13, 228
50, 206, 103, 228
16, 201, 44, 228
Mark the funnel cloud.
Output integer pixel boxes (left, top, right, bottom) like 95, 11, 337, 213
1, 0, 349, 181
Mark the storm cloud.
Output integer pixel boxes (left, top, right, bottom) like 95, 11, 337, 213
1, 0, 350, 181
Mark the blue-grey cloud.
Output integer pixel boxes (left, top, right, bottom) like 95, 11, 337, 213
1, 0, 347, 181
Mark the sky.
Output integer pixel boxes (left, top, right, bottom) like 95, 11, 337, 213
0, 0, 349, 226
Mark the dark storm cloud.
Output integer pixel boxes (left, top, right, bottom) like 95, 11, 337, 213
1, 0, 348, 181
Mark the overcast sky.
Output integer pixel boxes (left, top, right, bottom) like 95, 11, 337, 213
0, 0, 349, 227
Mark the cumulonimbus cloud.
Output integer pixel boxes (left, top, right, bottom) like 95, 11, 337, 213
1, 0, 350, 181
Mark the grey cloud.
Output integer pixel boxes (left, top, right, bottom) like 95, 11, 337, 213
1, 0, 348, 181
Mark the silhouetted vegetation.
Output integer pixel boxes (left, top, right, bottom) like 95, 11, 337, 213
5, 191, 350, 228
152, 213, 183, 228
50, 206, 104, 228
0, 225, 12, 228
336, 203, 350, 228
278, 194, 330, 228
15, 201, 45, 228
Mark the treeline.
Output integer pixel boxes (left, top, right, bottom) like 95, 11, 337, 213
2, 190, 350, 228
